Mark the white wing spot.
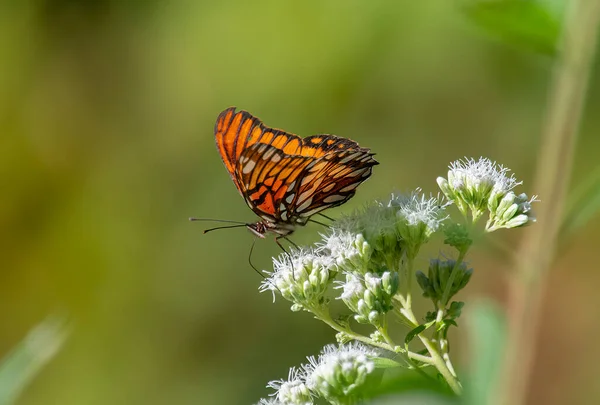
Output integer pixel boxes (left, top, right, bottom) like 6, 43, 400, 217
347, 168, 367, 178
297, 188, 314, 203
280, 211, 288, 221
279, 203, 287, 212
300, 172, 318, 186
286, 193, 295, 203
340, 183, 358, 192
262, 148, 275, 160
300, 206, 329, 218
242, 159, 256, 174
271, 153, 281, 163
321, 183, 336, 193
323, 194, 346, 203
339, 152, 362, 164
297, 197, 313, 212
286, 180, 296, 191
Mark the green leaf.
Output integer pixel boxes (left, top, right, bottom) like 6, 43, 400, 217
372, 357, 404, 369
561, 166, 600, 239
0, 315, 69, 405
462, 0, 562, 55
463, 301, 507, 405
405, 323, 428, 345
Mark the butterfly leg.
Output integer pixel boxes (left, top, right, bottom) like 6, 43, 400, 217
308, 218, 329, 228
318, 213, 335, 221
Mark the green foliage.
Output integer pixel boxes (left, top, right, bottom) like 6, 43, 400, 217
463, 301, 507, 405
0, 316, 68, 405
462, 0, 562, 55
562, 166, 600, 239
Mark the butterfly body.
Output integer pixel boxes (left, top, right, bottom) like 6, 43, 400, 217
214, 107, 378, 238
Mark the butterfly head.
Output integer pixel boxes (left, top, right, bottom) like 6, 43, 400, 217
246, 220, 295, 238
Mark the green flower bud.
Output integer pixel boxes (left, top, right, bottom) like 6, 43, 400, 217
420, 259, 474, 305
443, 222, 473, 252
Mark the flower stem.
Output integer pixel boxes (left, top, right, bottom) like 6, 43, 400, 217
419, 335, 462, 394
405, 255, 415, 310
312, 309, 433, 365
499, 1, 600, 404
440, 250, 467, 308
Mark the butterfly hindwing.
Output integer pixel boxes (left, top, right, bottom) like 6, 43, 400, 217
289, 149, 377, 219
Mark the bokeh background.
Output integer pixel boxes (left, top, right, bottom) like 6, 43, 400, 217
1, 0, 599, 404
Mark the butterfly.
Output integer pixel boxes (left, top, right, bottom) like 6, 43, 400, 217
212, 107, 378, 240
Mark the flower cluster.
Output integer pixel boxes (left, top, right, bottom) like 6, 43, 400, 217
437, 157, 537, 230
255, 343, 379, 405
259, 248, 336, 312
262, 190, 447, 323
255, 157, 538, 404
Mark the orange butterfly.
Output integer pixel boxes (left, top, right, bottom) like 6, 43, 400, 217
212, 107, 378, 239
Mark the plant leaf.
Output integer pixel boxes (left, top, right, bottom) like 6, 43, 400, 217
372, 357, 404, 369
462, 0, 562, 55
405, 323, 429, 346
0, 315, 69, 405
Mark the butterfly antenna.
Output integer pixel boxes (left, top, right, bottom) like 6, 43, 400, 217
189, 217, 246, 225
201, 224, 248, 234
189, 217, 249, 234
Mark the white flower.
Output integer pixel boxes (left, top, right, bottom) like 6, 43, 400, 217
320, 229, 371, 272
259, 248, 336, 311
390, 190, 448, 256
438, 157, 522, 221
322, 203, 401, 273
304, 343, 378, 403
267, 367, 313, 405
255, 398, 284, 405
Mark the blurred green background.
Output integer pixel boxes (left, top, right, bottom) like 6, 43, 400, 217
1, 0, 599, 404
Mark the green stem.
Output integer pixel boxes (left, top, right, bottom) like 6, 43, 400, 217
405, 255, 415, 310
391, 300, 461, 393
419, 335, 462, 394
313, 309, 433, 365
499, 1, 600, 405
377, 317, 396, 348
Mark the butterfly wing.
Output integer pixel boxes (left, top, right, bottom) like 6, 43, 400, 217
215, 107, 306, 193
287, 148, 378, 220
236, 144, 312, 222
215, 107, 378, 226
236, 143, 378, 224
